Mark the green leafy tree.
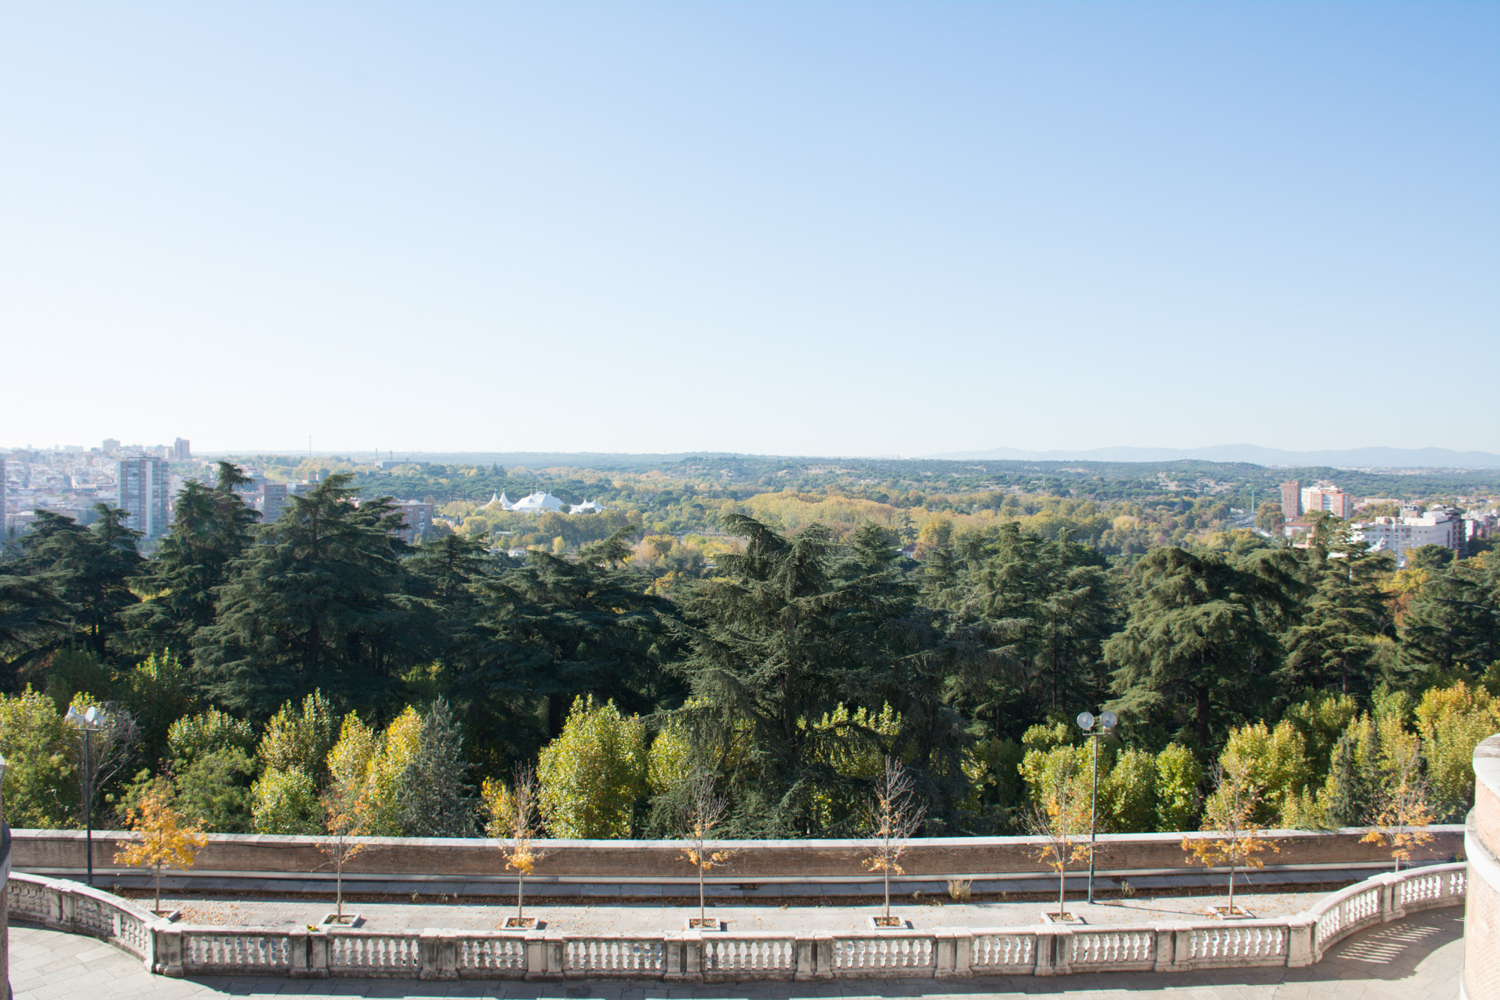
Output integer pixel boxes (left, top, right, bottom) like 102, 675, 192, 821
668, 515, 908, 835
393, 698, 479, 837
1154, 743, 1203, 832
1281, 692, 1363, 783
251, 766, 321, 835
0, 574, 69, 669
1105, 547, 1299, 747
1255, 501, 1285, 535
0, 688, 76, 827
258, 691, 341, 782
168, 708, 257, 763
21, 648, 117, 711
1279, 549, 1394, 699
1215, 720, 1314, 827
171, 747, 257, 833
250, 691, 341, 834
119, 651, 198, 768
15, 506, 143, 659
461, 527, 675, 767
1413, 680, 1500, 820
1101, 747, 1157, 833
537, 695, 647, 838
1316, 717, 1379, 828
1401, 559, 1500, 675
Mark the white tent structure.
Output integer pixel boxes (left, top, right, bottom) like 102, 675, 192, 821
507, 491, 568, 513
481, 491, 605, 514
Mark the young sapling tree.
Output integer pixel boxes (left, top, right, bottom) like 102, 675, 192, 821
317, 767, 369, 924
1026, 756, 1092, 923
1360, 732, 1435, 872
488, 764, 547, 928
113, 776, 208, 915
861, 756, 924, 927
1183, 761, 1279, 917
679, 768, 732, 929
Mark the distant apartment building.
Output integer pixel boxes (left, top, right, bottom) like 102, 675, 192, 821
391, 499, 434, 545
1352, 506, 1465, 565
173, 438, 191, 461
0, 457, 6, 537
1464, 511, 1496, 548
1300, 482, 1354, 519
1280, 481, 1301, 519
259, 482, 290, 524
116, 456, 170, 538
102, 439, 120, 454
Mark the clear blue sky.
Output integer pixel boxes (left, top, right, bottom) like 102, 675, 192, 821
2, 2, 1495, 457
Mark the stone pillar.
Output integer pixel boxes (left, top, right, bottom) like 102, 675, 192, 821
1466, 733, 1500, 1000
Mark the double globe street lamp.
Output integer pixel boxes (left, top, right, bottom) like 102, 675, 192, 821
63, 705, 109, 886
1077, 709, 1118, 904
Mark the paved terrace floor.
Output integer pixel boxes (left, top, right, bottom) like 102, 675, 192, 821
76, 865, 1393, 934
8, 905, 1466, 1000
111, 887, 1340, 935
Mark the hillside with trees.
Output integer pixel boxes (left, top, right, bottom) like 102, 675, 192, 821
1, 461, 1497, 845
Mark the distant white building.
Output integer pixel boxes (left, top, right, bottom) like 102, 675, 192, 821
480, 491, 603, 515
1352, 506, 1464, 566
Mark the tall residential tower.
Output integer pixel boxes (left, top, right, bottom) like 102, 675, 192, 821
116, 456, 169, 538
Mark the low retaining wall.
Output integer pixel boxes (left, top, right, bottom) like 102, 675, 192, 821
5, 864, 1466, 981
9, 827, 1466, 885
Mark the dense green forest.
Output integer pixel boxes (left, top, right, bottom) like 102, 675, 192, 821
1, 461, 1497, 845
224, 452, 1500, 516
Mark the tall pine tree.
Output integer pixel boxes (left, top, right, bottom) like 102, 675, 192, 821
126, 465, 260, 659
192, 474, 420, 719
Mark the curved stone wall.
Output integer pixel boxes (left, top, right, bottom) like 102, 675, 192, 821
1467, 733, 1500, 1000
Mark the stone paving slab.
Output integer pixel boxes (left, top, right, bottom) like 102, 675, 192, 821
7, 907, 1467, 999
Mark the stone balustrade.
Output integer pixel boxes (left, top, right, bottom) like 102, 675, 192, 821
5, 863, 1467, 982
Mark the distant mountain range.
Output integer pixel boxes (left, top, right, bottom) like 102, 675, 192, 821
926, 444, 1500, 469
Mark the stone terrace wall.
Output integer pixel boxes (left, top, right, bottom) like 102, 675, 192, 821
1467, 733, 1500, 1000
12, 827, 1465, 884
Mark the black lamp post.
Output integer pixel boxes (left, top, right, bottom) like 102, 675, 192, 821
64, 706, 107, 886
1076, 709, 1118, 904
